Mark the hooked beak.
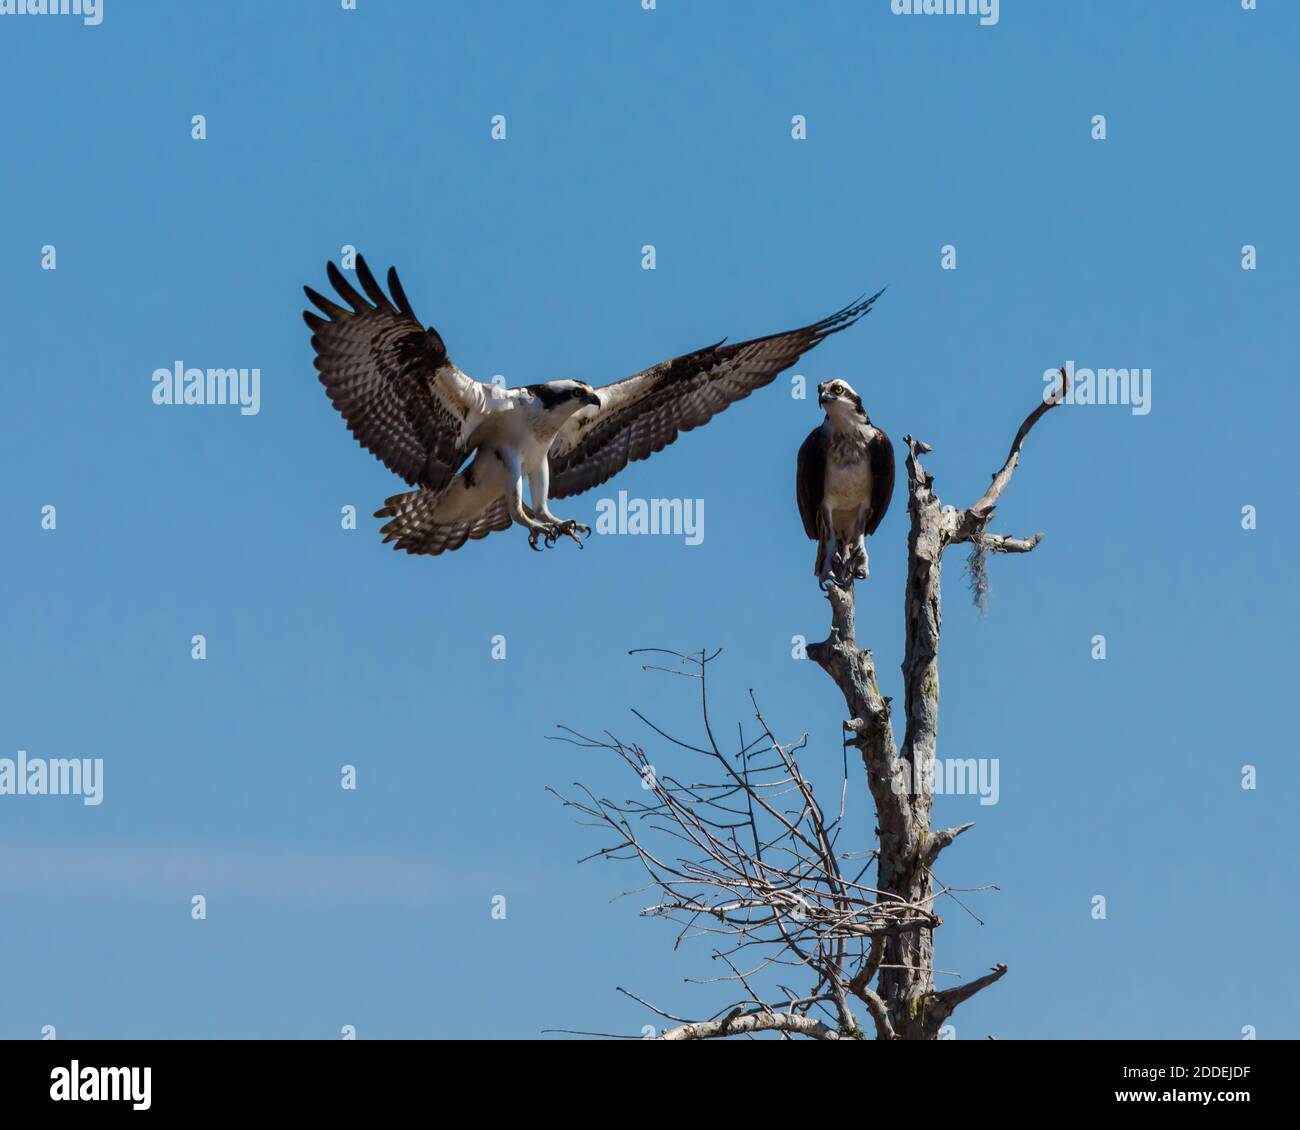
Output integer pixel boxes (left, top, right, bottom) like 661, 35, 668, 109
584, 391, 602, 408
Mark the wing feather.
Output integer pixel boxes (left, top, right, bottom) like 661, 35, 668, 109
548, 289, 885, 499
304, 256, 487, 490
795, 426, 828, 541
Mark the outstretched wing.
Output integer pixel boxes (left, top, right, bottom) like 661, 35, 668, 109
547, 290, 885, 499
795, 425, 828, 541
864, 427, 895, 537
303, 256, 493, 491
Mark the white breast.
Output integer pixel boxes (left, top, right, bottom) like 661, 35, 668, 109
467, 399, 546, 470
824, 458, 873, 511
823, 423, 876, 509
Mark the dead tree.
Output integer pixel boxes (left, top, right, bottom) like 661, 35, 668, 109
550, 371, 1068, 1040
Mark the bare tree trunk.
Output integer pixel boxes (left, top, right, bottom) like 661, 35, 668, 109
807, 371, 1067, 1039
551, 371, 1067, 1041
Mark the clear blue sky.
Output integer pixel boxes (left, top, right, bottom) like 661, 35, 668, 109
1, 0, 1295, 1040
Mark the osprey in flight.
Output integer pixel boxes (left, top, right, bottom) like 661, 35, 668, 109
303, 256, 883, 555
796, 378, 895, 586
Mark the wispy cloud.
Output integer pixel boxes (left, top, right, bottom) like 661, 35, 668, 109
0, 841, 460, 904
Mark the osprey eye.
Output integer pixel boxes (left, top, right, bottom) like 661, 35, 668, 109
831, 383, 844, 396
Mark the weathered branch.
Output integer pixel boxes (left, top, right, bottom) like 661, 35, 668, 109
923, 822, 975, 868
968, 367, 1069, 518
921, 964, 1009, 1035
655, 1010, 845, 1041
852, 983, 896, 1041
952, 366, 1069, 550
968, 530, 1043, 554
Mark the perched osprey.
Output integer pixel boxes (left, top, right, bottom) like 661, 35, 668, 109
796, 378, 895, 586
303, 256, 883, 555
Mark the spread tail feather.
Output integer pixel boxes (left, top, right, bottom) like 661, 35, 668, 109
374, 484, 512, 556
